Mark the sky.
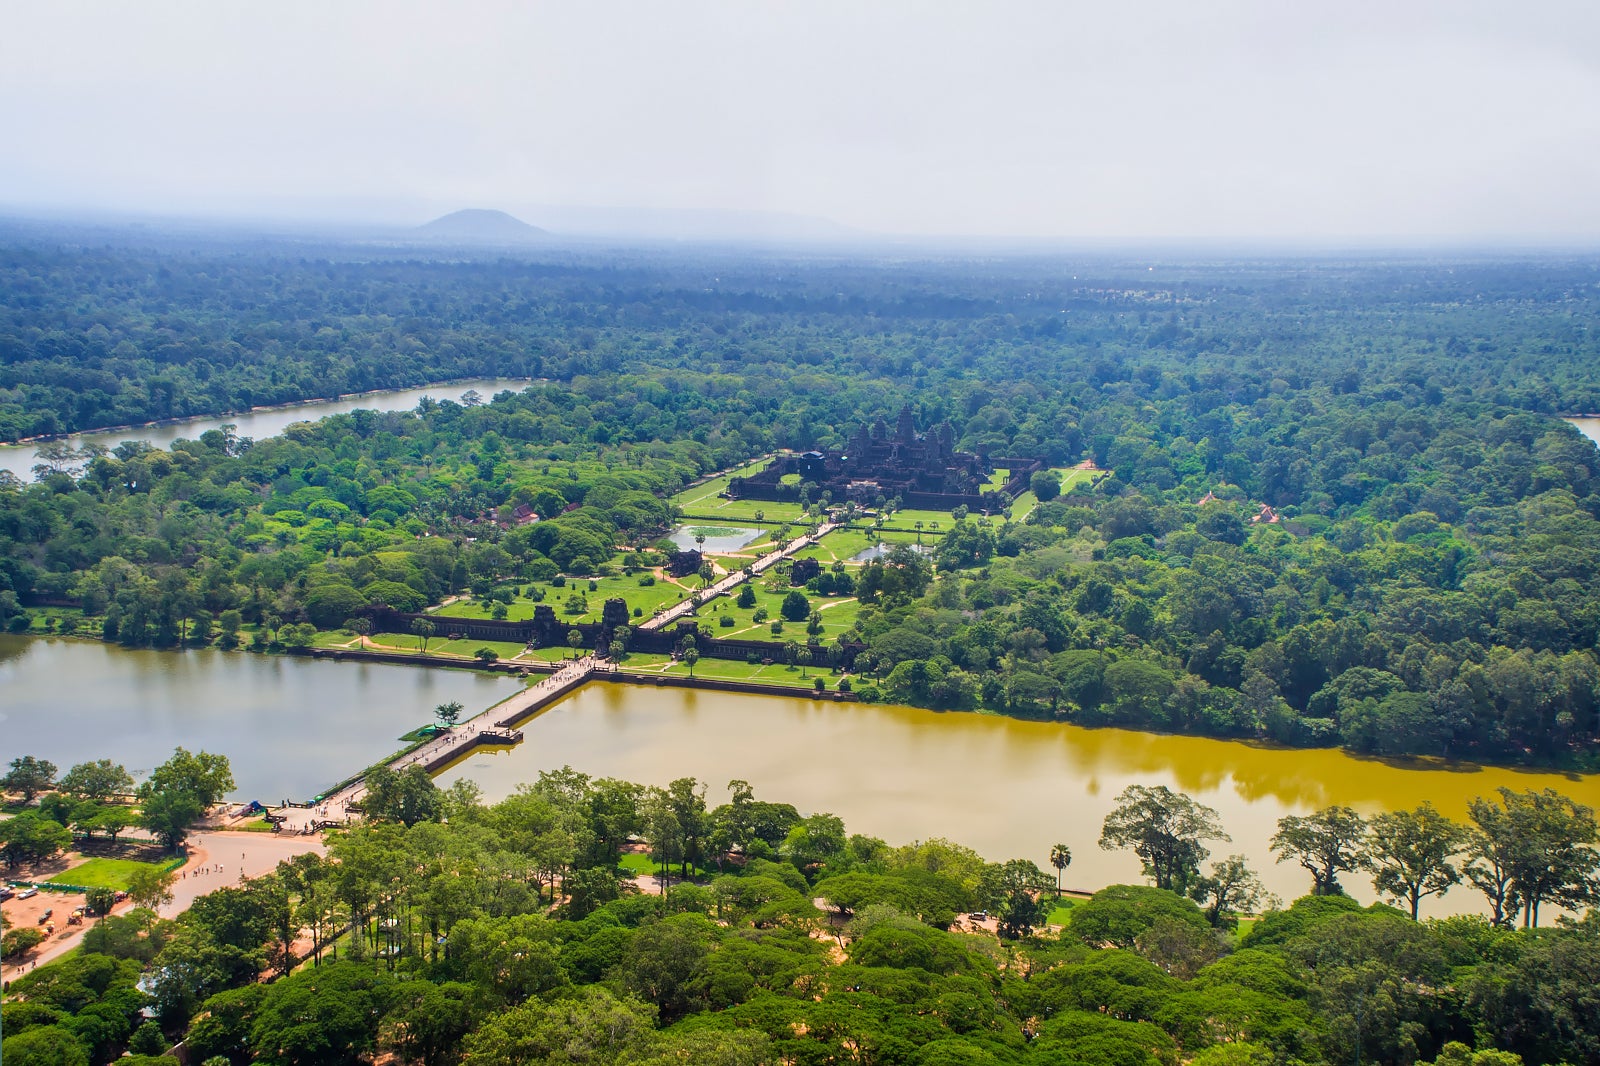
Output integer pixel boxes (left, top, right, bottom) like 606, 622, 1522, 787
5, 1, 1600, 242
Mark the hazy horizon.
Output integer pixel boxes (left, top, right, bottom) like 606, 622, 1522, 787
6, 2, 1600, 244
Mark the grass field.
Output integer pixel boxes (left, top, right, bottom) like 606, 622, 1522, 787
48, 857, 168, 891
692, 580, 861, 641
618, 651, 846, 690
671, 458, 775, 508
1044, 900, 1076, 927
678, 498, 810, 524
618, 852, 708, 879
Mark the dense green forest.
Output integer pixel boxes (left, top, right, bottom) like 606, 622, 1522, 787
5, 234, 1600, 765
5, 766, 1599, 1066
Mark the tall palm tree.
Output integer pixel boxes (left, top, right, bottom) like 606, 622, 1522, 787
1049, 843, 1073, 897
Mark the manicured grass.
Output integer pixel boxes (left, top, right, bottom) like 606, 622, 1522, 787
693, 581, 860, 640
619, 651, 846, 690
678, 498, 809, 524
48, 857, 167, 891
789, 527, 921, 564
618, 853, 709, 879
671, 458, 776, 509
1045, 900, 1076, 927
363, 633, 531, 660
430, 599, 543, 622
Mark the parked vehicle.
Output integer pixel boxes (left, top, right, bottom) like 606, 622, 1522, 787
17, 887, 39, 900
38, 908, 53, 923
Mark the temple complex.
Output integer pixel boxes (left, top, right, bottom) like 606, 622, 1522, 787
727, 406, 1042, 512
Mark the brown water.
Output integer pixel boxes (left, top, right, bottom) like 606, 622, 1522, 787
438, 682, 1600, 917
9, 635, 1597, 918
1565, 416, 1600, 448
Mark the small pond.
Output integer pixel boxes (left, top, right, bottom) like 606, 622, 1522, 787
668, 525, 765, 553
851, 542, 933, 562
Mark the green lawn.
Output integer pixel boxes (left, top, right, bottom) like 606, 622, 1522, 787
48, 857, 168, 891
692, 581, 861, 640
670, 458, 776, 509
362, 633, 531, 660
618, 852, 709, 879
788, 527, 921, 565
1044, 900, 1076, 927
619, 651, 847, 690
677, 498, 810, 524
435, 573, 696, 627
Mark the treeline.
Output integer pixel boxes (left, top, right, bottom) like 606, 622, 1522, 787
7, 246, 1600, 764
5, 767, 1599, 1065
4, 233, 1600, 443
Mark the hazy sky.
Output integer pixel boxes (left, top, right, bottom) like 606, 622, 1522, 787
6, 1, 1600, 240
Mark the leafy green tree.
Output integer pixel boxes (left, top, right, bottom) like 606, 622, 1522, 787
1189, 854, 1268, 928
140, 791, 206, 851
127, 865, 178, 911
3, 755, 59, 802
1467, 787, 1600, 927
1099, 784, 1229, 895
780, 590, 810, 622
981, 859, 1052, 939
58, 760, 134, 801
0, 1025, 90, 1066
361, 764, 441, 828
0, 811, 72, 868
434, 701, 463, 728
461, 985, 656, 1066
141, 748, 235, 809
1365, 802, 1467, 919
249, 961, 396, 1066
1271, 806, 1368, 896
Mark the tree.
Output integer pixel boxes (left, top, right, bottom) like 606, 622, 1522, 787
362, 764, 441, 828
1467, 787, 1600, 927
58, 759, 134, 801
127, 864, 178, 910
1189, 854, 1268, 928
683, 648, 699, 677
1099, 784, 1229, 895
1271, 806, 1369, 896
3, 755, 58, 802
410, 617, 436, 654
435, 701, 463, 728
982, 859, 1052, 939
1049, 843, 1073, 896
0, 812, 71, 868
84, 886, 116, 917
141, 790, 206, 851
780, 590, 810, 623
140, 748, 236, 809
566, 628, 584, 658
737, 584, 757, 609
1365, 802, 1467, 920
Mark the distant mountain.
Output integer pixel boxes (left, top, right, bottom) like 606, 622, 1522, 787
416, 208, 547, 243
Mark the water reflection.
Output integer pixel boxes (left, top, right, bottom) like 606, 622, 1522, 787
438, 681, 1600, 917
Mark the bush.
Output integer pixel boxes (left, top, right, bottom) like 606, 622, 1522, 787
638, 575, 656, 586
719, 615, 736, 628
2, 926, 45, 959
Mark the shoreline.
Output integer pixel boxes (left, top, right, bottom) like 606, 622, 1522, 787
0, 376, 539, 448
9, 629, 1600, 782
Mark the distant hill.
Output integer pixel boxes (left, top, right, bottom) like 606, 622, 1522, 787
416, 209, 547, 243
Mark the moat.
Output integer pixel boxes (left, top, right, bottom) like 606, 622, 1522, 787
8, 634, 1598, 918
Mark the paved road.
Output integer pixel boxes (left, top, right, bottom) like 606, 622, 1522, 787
2, 829, 327, 980
642, 521, 839, 631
